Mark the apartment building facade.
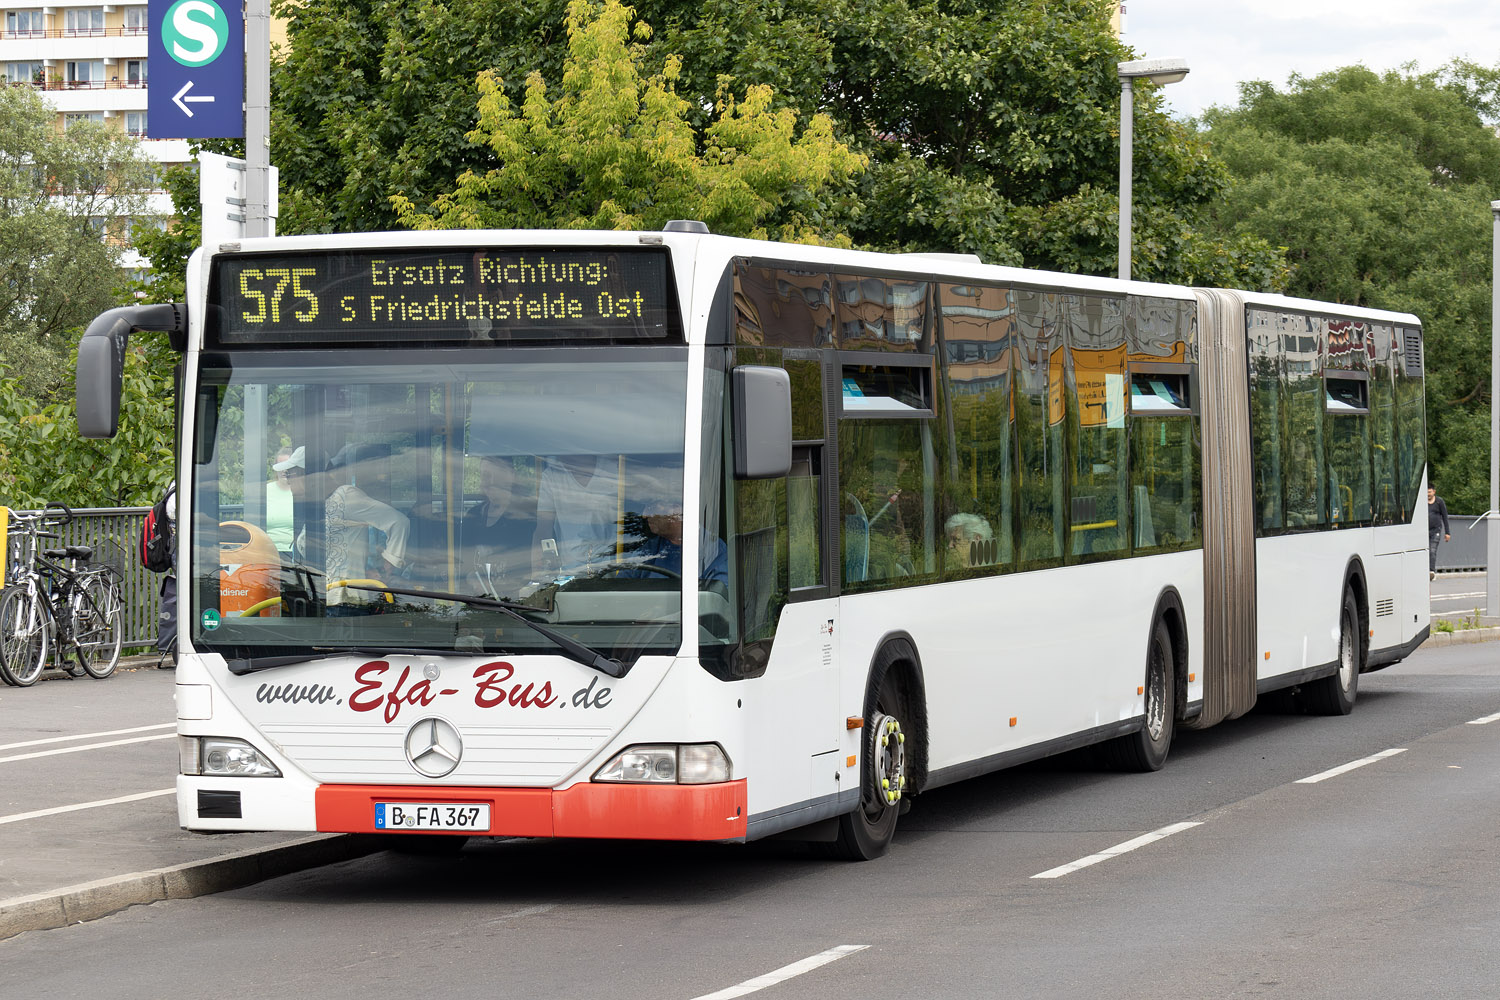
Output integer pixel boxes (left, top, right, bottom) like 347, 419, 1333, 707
2, 1, 192, 270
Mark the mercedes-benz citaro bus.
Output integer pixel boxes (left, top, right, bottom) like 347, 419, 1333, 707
76, 222, 1429, 860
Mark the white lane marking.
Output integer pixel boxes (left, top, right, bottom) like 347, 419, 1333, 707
689, 945, 871, 1000
1468, 712, 1500, 725
1031, 821, 1202, 880
0, 722, 174, 753
0, 787, 175, 826
1295, 748, 1407, 784
0, 733, 175, 765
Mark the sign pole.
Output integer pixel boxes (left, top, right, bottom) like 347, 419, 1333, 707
1489, 200, 1500, 617
245, 0, 272, 238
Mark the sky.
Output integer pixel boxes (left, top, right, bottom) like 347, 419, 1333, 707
1120, 0, 1500, 120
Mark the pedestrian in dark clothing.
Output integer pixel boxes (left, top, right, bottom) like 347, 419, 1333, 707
1427, 485, 1450, 579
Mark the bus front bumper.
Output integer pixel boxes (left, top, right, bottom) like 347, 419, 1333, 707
314, 780, 748, 842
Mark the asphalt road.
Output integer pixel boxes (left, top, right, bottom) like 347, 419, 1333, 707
3, 638, 1499, 1000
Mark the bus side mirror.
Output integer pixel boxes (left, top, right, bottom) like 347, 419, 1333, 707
732, 366, 792, 480
76, 334, 123, 439
75, 303, 185, 439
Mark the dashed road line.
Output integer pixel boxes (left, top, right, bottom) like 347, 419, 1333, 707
0, 788, 175, 826
689, 945, 870, 1000
0, 733, 175, 765
1031, 822, 1202, 880
1468, 711, 1500, 725
1295, 748, 1406, 784
0, 723, 174, 753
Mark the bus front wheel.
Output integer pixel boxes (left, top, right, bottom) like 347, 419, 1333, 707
826, 667, 909, 861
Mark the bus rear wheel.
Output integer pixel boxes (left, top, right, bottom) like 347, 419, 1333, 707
826, 668, 909, 861
1102, 618, 1175, 772
1303, 590, 1361, 716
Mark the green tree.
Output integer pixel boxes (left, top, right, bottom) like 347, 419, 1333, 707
271, 0, 1284, 287
0, 341, 174, 509
0, 86, 158, 403
393, 0, 864, 239
1199, 64, 1500, 512
654, 0, 1285, 283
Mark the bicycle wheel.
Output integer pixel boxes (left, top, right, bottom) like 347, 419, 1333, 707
1, 585, 53, 687
73, 571, 123, 679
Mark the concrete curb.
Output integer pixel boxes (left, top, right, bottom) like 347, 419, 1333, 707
0, 833, 385, 941
1422, 626, 1500, 647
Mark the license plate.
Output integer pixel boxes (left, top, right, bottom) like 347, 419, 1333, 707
375, 802, 491, 832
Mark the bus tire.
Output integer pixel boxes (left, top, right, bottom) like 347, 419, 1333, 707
1303, 589, 1361, 716
825, 662, 910, 861
1101, 617, 1175, 772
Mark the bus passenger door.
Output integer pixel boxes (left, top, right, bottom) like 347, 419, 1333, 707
784, 355, 842, 805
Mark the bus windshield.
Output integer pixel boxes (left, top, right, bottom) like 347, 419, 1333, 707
189, 348, 694, 666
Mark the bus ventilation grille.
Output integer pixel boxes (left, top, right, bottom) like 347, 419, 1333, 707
1402, 329, 1424, 377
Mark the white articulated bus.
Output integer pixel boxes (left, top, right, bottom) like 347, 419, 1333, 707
77, 224, 1429, 859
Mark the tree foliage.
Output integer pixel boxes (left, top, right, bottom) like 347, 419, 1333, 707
0, 341, 174, 509
0, 86, 158, 403
393, 0, 864, 239
270, 0, 1285, 287
1199, 64, 1500, 512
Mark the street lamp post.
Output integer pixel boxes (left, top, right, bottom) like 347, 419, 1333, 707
1488, 200, 1500, 616
1117, 58, 1190, 281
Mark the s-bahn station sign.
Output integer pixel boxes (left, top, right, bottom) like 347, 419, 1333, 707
148, 0, 244, 138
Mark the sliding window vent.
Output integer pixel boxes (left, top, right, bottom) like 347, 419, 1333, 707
1401, 328, 1424, 377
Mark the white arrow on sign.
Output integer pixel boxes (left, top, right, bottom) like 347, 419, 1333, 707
172, 80, 215, 118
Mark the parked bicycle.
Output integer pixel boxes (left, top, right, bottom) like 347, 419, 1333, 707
0, 503, 124, 686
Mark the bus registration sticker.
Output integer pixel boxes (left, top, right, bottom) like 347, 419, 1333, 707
375, 802, 491, 832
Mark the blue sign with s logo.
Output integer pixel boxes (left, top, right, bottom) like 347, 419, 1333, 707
148, 0, 244, 138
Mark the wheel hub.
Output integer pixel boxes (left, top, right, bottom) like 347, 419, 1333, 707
871, 712, 907, 808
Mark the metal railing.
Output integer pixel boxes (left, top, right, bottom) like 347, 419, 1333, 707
6, 506, 159, 649
1439, 515, 1487, 573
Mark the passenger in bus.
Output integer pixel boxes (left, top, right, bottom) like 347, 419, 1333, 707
462, 455, 537, 598
265, 446, 297, 554
944, 512, 993, 569
323, 443, 410, 613
534, 454, 620, 574
621, 498, 729, 588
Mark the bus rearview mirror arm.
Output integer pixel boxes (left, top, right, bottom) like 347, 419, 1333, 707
75, 303, 186, 439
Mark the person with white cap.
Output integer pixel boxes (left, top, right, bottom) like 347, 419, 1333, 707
265, 446, 297, 552
322, 443, 409, 613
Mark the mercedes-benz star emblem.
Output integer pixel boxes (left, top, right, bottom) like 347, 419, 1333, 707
404, 717, 463, 778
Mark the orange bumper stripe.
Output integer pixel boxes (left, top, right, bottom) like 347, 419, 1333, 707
315, 780, 748, 841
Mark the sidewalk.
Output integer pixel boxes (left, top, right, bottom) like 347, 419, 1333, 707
0, 658, 383, 940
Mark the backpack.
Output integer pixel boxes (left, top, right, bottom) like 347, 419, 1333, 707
140, 483, 175, 573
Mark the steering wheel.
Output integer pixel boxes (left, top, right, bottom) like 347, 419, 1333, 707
330, 578, 397, 603
591, 561, 682, 581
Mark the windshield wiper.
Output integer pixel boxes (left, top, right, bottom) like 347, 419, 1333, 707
345, 583, 629, 678
226, 646, 473, 676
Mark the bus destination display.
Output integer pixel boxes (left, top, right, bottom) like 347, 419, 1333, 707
209, 248, 677, 344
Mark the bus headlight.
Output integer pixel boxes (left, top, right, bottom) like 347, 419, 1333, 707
593, 743, 731, 784
180, 736, 282, 777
